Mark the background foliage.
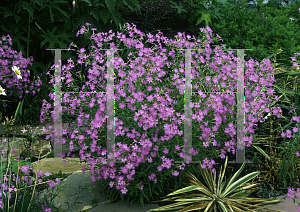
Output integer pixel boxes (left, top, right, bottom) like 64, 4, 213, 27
0, 0, 141, 126
1, 0, 300, 127
211, 0, 300, 64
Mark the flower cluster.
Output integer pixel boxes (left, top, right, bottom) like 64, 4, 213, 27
0, 34, 42, 100
38, 22, 284, 202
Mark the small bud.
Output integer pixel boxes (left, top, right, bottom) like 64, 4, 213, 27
72, 0, 75, 8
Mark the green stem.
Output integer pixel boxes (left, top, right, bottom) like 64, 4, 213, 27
27, 0, 33, 59
0, 74, 14, 79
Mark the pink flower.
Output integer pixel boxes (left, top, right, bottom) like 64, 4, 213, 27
72, 0, 75, 8
172, 170, 179, 176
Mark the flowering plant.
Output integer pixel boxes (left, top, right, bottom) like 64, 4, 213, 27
0, 3, 299, 211
0, 35, 39, 98
148, 155, 281, 212
286, 187, 300, 211
0, 22, 299, 211
0, 66, 22, 95
37, 22, 290, 207
0, 34, 43, 127
276, 52, 300, 158
0, 117, 71, 212
0, 34, 69, 211
272, 52, 300, 212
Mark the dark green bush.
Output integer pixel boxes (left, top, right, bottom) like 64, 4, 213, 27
117, 0, 192, 40
210, 0, 300, 63
117, 0, 300, 65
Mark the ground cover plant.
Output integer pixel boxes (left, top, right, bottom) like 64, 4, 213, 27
0, 3, 300, 211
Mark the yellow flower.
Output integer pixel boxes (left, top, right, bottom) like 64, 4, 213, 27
0, 86, 6, 96
12, 66, 22, 80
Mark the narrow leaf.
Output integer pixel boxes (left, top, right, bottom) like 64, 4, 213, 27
222, 172, 260, 198
252, 145, 271, 160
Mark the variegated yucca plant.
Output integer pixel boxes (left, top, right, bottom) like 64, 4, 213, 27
148, 155, 285, 212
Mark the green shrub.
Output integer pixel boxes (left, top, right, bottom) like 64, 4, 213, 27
210, 0, 300, 63
117, 0, 191, 40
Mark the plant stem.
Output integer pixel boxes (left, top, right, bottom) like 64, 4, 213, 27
27, 0, 33, 59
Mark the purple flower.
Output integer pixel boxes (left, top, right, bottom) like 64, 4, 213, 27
172, 170, 179, 176
47, 181, 56, 188
109, 181, 114, 188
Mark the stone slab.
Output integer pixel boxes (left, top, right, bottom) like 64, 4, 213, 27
35, 171, 111, 212
31, 157, 91, 176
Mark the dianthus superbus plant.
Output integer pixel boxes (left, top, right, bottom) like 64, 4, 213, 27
39, 22, 291, 207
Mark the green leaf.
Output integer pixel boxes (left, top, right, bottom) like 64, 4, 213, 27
0, 25, 32, 56
0, 157, 37, 178
196, 13, 212, 27
122, 0, 141, 13
2, 10, 21, 24
273, 58, 295, 68
111, 11, 122, 28
52, 6, 70, 19
34, 0, 44, 7
100, 8, 111, 25
169, 1, 187, 14
14, 15, 21, 24
148, 180, 152, 198
36, 0, 68, 23
39, 27, 73, 49
14, 95, 26, 120
3, 10, 14, 18
218, 181, 226, 196
16, 0, 23, 14
90, 9, 100, 22
272, 84, 285, 95
22, 1, 34, 18
278, 163, 284, 185
166, 185, 210, 197
210, 8, 226, 20
252, 145, 271, 161
61, 50, 76, 63
281, 88, 300, 98
291, 159, 294, 181
148, 201, 195, 211
72, 14, 91, 31
275, 71, 300, 78
49, 7, 54, 23
215, 0, 229, 4
27, 61, 48, 78
35, 21, 47, 35
217, 201, 228, 212
105, 0, 116, 14
221, 172, 260, 198
82, 0, 92, 6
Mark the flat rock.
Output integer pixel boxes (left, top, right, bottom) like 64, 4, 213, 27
0, 135, 52, 163
31, 157, 91, 176
35, 171, 111, 212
